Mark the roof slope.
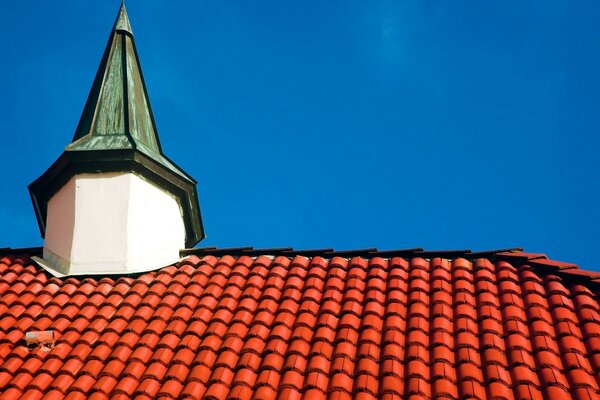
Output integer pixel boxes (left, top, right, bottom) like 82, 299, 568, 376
0, 250, 599, 399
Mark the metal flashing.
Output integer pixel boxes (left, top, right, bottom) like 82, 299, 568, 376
32, 255, 185, 278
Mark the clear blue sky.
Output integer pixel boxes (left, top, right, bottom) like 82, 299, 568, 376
1, 1, 599, 270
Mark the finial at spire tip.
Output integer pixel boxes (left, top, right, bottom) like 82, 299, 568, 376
114, 0, 133, 35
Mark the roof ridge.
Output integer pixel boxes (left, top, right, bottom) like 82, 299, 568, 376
1, 246, 598, 289
180, 246, 522, 259
184, 247, 600, 289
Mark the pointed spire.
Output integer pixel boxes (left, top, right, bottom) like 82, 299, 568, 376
67, 2, 184, 175
114, 1, 133, 35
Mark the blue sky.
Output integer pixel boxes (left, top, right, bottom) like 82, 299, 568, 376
0, 1, 598, 270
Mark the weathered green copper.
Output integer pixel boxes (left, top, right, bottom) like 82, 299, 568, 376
29, 3, 205, 247
66, 3, 187, 177
114, 2, 133, 34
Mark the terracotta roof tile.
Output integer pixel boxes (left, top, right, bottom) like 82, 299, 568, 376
0, 251, 598, 398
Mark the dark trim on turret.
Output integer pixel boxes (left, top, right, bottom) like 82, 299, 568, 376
29, 148, 205, 248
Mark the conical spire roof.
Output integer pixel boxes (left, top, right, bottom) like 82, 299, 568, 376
67, 3, 185, 177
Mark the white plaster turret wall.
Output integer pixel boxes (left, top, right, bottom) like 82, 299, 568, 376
34, 172, 185, 276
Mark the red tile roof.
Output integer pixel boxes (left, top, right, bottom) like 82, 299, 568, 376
0, 249, 599, 399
